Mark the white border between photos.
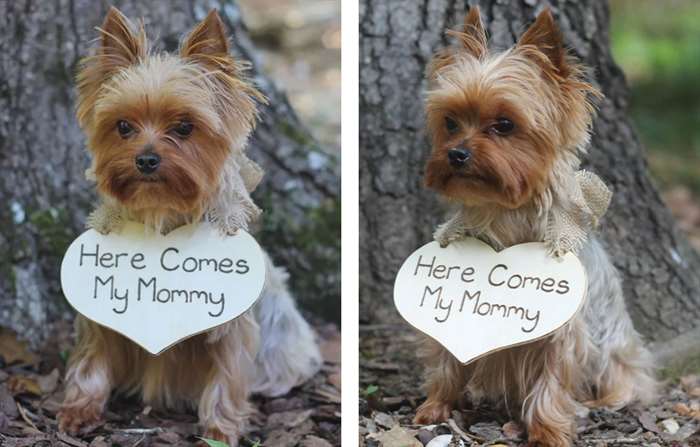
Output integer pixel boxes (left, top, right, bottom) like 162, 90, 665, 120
341, 0, 359, 444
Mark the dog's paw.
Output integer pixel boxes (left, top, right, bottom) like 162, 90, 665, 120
414, 399, 452, 425
213, 220, 241, 237
526, 422, 573, 447
200, 428, 239, 447
57, 405, 103, 435
434, 230, 458, 248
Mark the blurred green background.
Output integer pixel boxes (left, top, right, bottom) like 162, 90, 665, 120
610, 0, 700, 247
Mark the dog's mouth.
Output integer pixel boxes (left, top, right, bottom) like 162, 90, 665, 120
447, 170, 495, 187
137, 176, 164, 184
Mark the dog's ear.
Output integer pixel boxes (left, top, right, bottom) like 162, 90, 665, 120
449, 6, 487, 58
98, 6, 146, 69
180, 10, 231, 64
518, 8, 568, 75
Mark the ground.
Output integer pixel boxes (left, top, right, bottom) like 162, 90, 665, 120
0, 322, 340, 447
359, 322, 700, 447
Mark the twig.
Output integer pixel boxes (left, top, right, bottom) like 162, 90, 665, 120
447, 418, 484, 442
16, 402, 41, 433
115, 427, 163, 435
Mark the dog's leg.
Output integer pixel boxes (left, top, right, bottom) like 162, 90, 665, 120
252, 254, 322, 397
522, 346, 577, 447
199, 314, 259, 447
580, 239, 658, 409
58, 318, 115, 433
414, 340, 469, 424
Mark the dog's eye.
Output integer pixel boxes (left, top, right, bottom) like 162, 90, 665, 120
116, 120, 134, 138
490, 118, 515, 136
445, 117, 459, 134
173, 121, 194, 138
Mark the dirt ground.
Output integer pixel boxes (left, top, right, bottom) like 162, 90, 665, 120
0, 322, 340, 447
359, 322, 700, 447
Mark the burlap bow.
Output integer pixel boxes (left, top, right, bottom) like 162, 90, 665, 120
545, 170, 612, 257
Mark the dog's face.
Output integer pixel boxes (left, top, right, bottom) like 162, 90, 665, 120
424, 7, 599, 209
77, 8, 262, 216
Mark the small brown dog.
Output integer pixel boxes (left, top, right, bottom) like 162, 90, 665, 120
416, 7, 656, 446
57, 8, 321, 445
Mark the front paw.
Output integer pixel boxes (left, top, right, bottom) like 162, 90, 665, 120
216, 222, 240, 237
57, 404, 103, 434
434, 229, 460, 248
87, 213, 123, 235
414, 399, 453, 425
526, 421, 573, 447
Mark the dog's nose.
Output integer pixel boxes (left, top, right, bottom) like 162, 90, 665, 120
448, 148, 471, 168
135, 152, 161, 174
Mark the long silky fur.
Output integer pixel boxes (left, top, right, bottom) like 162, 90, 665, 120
415, 7, 657, 447
59, 8, 321, 446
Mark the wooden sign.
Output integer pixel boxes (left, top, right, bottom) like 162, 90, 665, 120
394, 238, 586, 365
60, 222, 266, 355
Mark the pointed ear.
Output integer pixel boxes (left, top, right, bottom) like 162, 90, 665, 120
518, 8, 568, 75
447, 6, 487, 58
180, 10, 231, 64
98, 6, 146, 69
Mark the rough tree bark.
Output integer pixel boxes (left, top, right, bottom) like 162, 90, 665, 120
0, 0, 339, 346
359, 0, 700, 356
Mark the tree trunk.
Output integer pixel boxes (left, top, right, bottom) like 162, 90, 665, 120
359, 0, 700, 355
0, 0, 339, 347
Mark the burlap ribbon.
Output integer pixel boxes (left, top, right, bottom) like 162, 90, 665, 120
545, 170, 612, 256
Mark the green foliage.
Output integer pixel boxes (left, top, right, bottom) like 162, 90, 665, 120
28, 207, 74, 257
363, 384, 379, 397
256, 191, 340, 322
198, 438, 230, 447
610, 0, 700, 193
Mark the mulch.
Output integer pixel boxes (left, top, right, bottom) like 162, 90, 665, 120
359, 323, 700, 447
0, 322, 340, 447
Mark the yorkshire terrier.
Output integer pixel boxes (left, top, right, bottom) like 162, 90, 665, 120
57, 8, 321, 445
415, 7, 656, 446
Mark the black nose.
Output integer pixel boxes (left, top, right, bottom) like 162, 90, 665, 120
448, 148, 471, 168
135, 152, 161, 174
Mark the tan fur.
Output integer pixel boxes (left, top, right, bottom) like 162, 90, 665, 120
58, 8, 321, 446
415, 8, 656, 446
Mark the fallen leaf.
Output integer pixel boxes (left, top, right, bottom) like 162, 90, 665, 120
367, 425, 421, 447
266, 409, 313, 429
89, 436, 109, 447
0, 384, 18, 418
639, 411, 660, 433
674, 402, 691, 416
425, 434, 465, 447
37, 369, 60, 394
672, 422, 699, 441
198, 438, 229, 447
57, 432, 88, 447
6, 376, 41, 396
373, 412, 396, 429
502, 421, 524, 439
0, 329, 38, 366
300, 435, 333, 447
659, 418, 680, 435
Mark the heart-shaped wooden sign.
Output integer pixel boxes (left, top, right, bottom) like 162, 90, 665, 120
394, 238, 586, 364
61, 221, 266, 355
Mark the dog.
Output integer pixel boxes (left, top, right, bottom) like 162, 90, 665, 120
415, 7, 656, 446
57, 8, 322, 446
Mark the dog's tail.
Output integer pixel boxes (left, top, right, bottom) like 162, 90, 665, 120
251, 254, 322, 397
